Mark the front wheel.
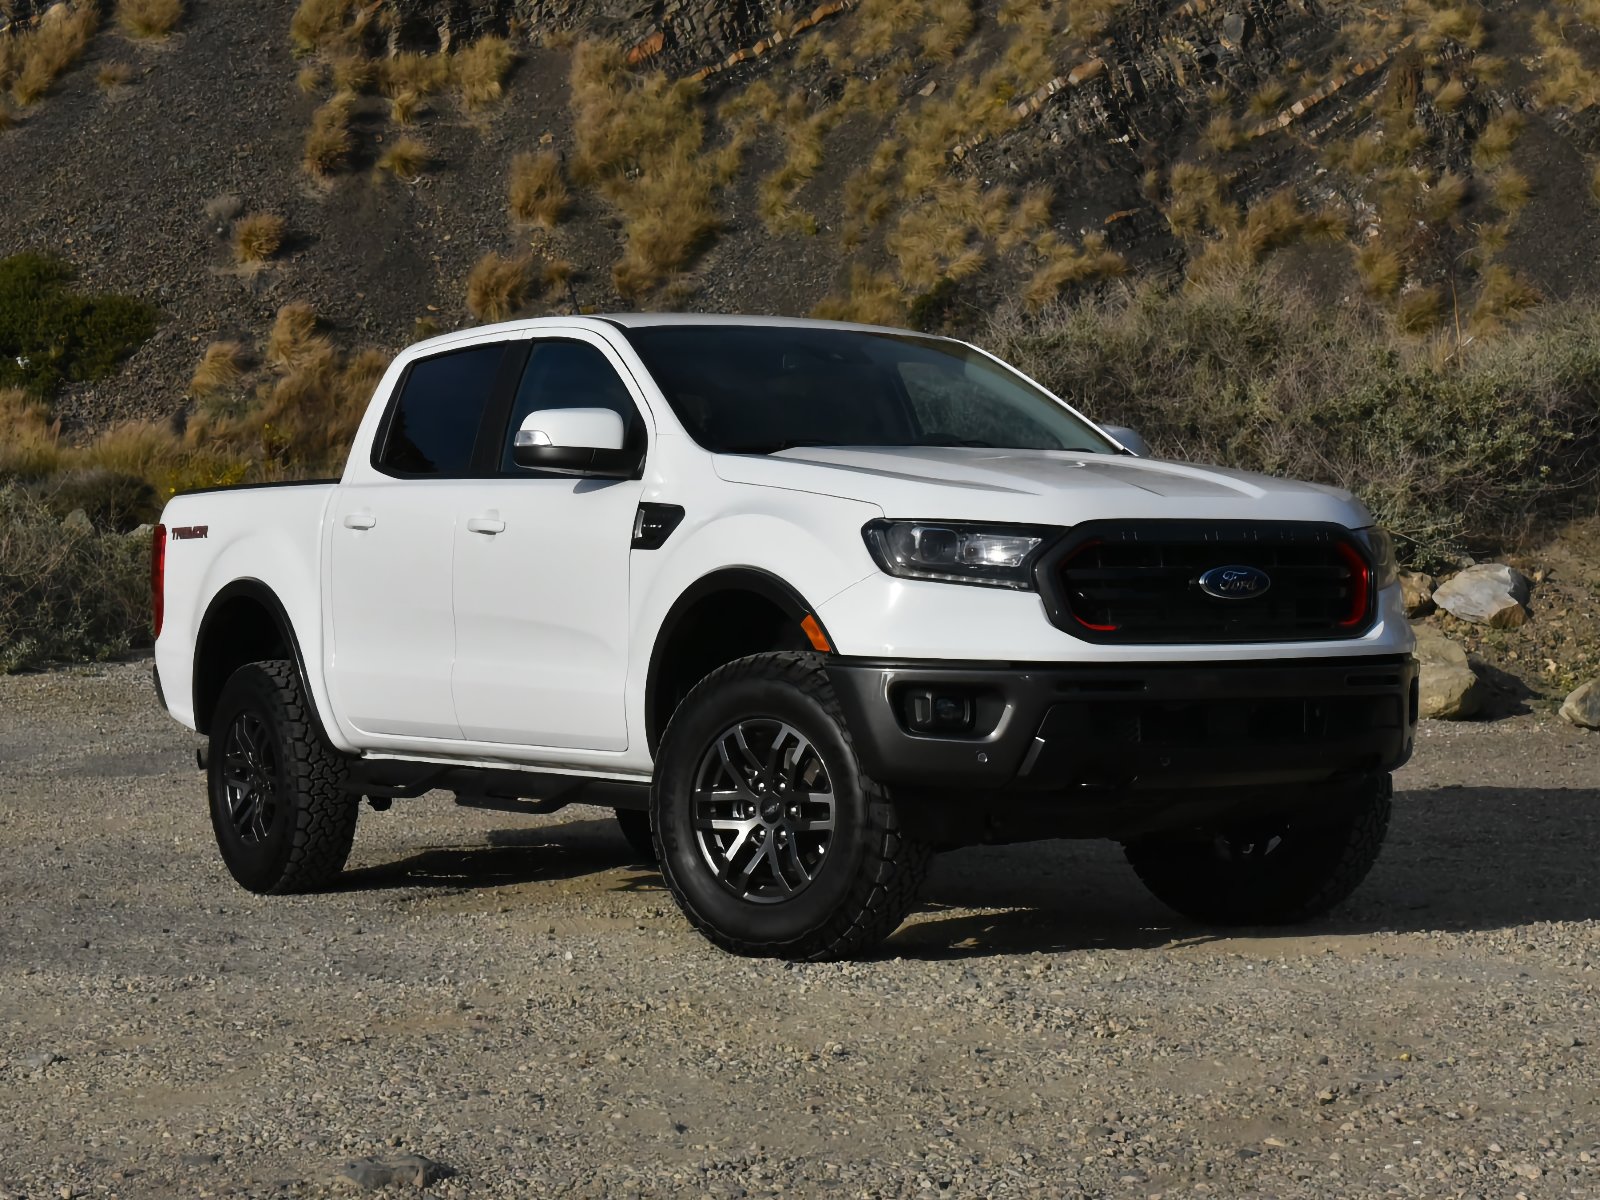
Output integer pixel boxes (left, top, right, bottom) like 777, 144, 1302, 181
1124, 775, 1392, 925
207, 660, 358, 894
651, 652, 930, 960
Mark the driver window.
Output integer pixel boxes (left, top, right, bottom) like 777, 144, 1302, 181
500, 340, 644, 472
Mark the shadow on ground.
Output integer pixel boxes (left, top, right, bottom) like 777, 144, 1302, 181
337, 817, 651, 892
335, 787, 1600, 958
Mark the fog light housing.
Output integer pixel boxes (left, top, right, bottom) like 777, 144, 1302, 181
902, 687, 976, 734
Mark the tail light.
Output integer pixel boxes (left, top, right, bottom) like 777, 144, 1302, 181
151, 524, 167, 639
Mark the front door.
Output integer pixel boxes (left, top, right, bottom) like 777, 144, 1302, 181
451, 334, 648, 751
327, 341, 510, 741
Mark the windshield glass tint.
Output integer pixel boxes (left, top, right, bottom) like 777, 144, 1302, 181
623, 326, 1115, 455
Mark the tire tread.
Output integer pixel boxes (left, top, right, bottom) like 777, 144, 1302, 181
653, 652, 930, 961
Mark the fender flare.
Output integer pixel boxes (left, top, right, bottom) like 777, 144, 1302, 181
642, 567, 832, 751
193, 578, 330, 741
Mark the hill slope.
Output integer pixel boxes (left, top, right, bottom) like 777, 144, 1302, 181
3, 0, 1600, 437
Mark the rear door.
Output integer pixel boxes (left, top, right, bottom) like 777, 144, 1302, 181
450, 332, 648, 751
327, 341, 514, 741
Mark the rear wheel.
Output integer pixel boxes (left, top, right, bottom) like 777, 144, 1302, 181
652, 652, 930, 960
207, 660, 358, 894
1124, 774, 1392, 925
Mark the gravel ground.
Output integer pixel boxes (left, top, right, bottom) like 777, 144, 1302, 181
2, 660, 1598, 1199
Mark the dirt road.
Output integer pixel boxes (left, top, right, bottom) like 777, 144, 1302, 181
2, 661, 1597, 1198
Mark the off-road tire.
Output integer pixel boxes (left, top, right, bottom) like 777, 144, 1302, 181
1124, 774, 1392, 925
652, 652, 930, 961
615, 809, 657, 864
207, 660, 358, 894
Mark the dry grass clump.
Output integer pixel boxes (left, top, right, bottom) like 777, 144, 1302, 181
96, 62, 135, 89
885, 182, 996, 291
1163, 164, 1234, 239
508, 150, 569, 227
812, 266, 907, 326
569, 40, 724, 298
189, 341, 248, 398
1420, 170, 1469, 224
1247, 80, 1287, 118
1025, 232, 1126, 309
330, 53, 373, 94
1473, 110, 1523, 170
289, 0, 367, 55
3, 0, 99, 106
0, 388, 62, 478
1354, 241, 1403, 297
1395, 285, 1444, 334
1533, 11, 1600, 110
115, 0, 182, 40
1488, 166, 1532, 215
303, 93, 353, 175
465, 252, 534, 322
454, 35, 515, 111
266, 301, 331, 370
1432, 76, 1469, 112
1203, 113, 1242, 153
1470, 264, 1540, 329
232, 213, 287, 264
921, 0, 976, 62
1067, 0, 1125, 38
383, 51, 449, 125
376, 135, 428, 180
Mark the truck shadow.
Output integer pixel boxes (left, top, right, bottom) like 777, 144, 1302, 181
889, 783, 1600, 959
335, 787, 1600, 960
337, 816, 648, 892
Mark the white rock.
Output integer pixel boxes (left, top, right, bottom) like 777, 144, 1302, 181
1432, 564, 1530, 628
1413, 625, 1482, 720
1559, 678, 1600, 730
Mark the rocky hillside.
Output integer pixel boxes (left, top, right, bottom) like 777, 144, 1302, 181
3, 0, 1600, 437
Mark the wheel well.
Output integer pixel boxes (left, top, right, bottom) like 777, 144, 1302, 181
193, 593, 292, 735
646, 589, 809, 753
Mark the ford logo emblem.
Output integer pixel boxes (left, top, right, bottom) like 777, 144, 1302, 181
1198, 564, 1271, 599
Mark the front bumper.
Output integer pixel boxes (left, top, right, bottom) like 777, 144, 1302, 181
827, 654, 1419, 795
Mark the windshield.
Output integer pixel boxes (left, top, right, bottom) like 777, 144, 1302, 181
622, 325, 1117, 455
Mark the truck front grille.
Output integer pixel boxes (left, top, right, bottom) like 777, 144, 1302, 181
1037, 520, 1375, 644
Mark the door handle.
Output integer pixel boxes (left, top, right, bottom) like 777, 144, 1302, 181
343, 513, 376, 530
466, 516, 506, 535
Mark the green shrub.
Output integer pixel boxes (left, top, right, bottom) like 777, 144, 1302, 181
0, 485, 151, 672
986, 272, 1600, 563
0, 255, 159, 396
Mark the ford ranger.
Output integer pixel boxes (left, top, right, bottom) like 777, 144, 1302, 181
152, 315, 1418, 959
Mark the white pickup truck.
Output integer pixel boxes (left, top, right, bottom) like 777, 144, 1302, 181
153, 314, 1417, 959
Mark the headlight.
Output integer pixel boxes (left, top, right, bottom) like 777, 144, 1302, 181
862, 520, 1052, 589
1355, 526, 1399, 590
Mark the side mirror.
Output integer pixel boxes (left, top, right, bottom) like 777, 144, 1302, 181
1100, 424, 1151, 457
512, 408, 638, 477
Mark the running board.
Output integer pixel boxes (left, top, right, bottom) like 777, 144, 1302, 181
345, 760, 650, 812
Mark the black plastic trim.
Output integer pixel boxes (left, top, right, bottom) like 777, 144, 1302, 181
632, 503, 686, 550
827, 653, 1417, 795
643, 567, 831, 752
192, 579, 333, 745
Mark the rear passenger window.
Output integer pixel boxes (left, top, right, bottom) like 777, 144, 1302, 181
377, 344, 505, 476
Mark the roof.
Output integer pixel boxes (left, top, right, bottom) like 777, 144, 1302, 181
401, 312, 945, 358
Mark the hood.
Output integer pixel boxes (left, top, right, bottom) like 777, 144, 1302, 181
713, 446, 1372, 528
